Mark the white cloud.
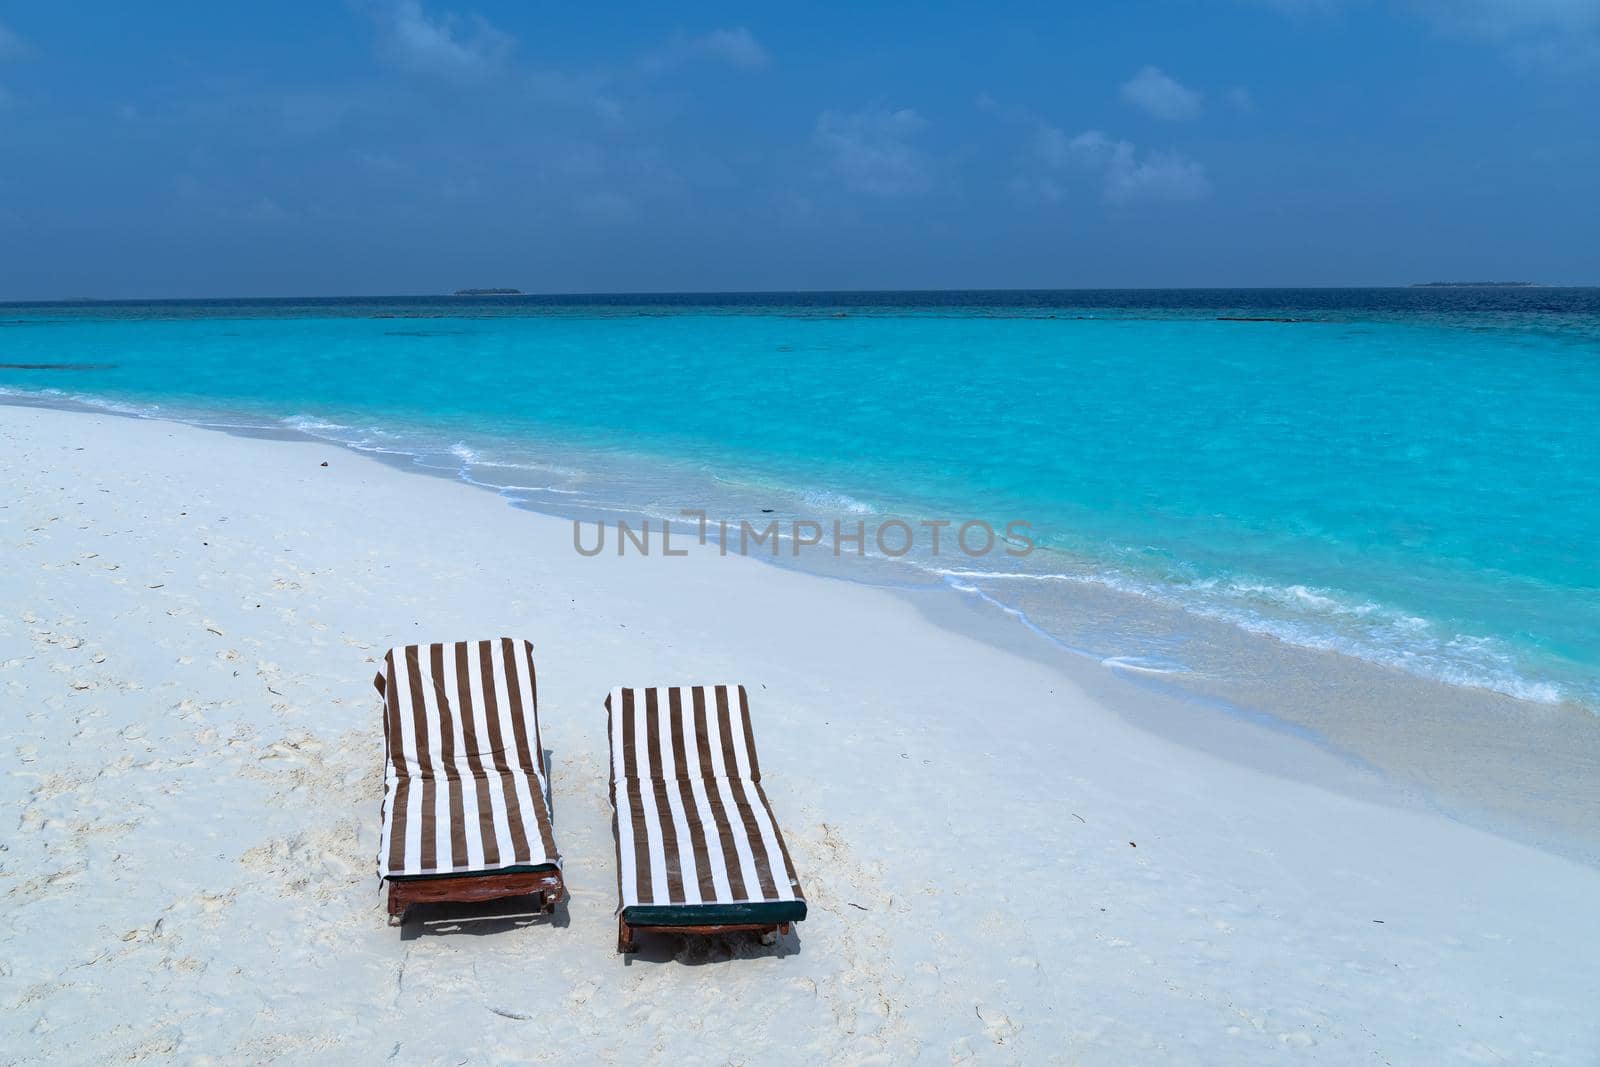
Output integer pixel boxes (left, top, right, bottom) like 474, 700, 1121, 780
1120, 66, 1203, 120
1255, 0, 1600, 71
0, 20, 26, 61
692, 28, 770, 70
813, 106, 932, 196
644, 27, 772, 75
1419, 0, 1600, 71
366, 0, 514, 81
1035, 126, 1211, 204
0, 21, 27, 108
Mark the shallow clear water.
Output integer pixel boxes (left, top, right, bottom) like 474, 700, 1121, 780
4, 289, 1597, 707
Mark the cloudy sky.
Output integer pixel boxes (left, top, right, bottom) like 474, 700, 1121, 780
1, 1, 1596, 298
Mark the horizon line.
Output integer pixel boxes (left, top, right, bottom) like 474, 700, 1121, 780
5, 282, 1595, 305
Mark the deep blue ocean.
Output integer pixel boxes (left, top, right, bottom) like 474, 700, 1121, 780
3, 288, 1597, 707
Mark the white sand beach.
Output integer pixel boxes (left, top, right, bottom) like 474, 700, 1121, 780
4, 404, 1599, 1064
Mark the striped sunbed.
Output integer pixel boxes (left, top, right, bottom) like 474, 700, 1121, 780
606, 684, 806, 952
374, 638, 564, 925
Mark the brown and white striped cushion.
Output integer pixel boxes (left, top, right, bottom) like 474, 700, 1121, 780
376, 639, 560, 878
606, 684, 804, 910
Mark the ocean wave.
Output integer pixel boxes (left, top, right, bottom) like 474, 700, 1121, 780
798, 489, 878, 515
481, 483, 583, 495
927, 563, 1574, 705
1, 384, 164, 419
1, 384, 1582, 708
1101, 655, 1190, 675
276, 413, 421, 454
938, 574, 1092, 657
281, 413, 355, 435
458, 474, 584, 496
447, 440, 589, 480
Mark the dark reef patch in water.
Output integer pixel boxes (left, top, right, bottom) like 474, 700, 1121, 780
0, 361, 118, 371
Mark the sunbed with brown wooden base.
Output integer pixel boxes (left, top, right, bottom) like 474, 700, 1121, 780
384, 866, 564, 925
375, 638, 565, 926
606, 684, 807, 953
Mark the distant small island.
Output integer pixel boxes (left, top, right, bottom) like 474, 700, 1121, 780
1411, 281, 1537, 288
453, 288, 523, 296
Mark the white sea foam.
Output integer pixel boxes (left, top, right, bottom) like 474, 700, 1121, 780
485, 483, 583, 495
1, 385, 163, 419
281, 414, 353, 435
800, 489, 878, 515
924, 562, 1573, 705
1101, 655, 1189, 675
3, 385, 1579, 708
446, 442, 588, 481
941, 575, 1074, 647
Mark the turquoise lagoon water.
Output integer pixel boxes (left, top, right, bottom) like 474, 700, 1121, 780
3, 290, 1597, 707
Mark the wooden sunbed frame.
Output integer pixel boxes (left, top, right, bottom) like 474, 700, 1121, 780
374, 641, 565, 930
387, 868, 565, 926
617, 917, 791, 953
606, 684, 807, 955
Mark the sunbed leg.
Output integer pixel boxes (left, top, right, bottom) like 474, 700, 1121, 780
617, 917, 637, 954
386, 886, 406, 927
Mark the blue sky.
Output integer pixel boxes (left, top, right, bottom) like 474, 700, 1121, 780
1, 2, 1596, 297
